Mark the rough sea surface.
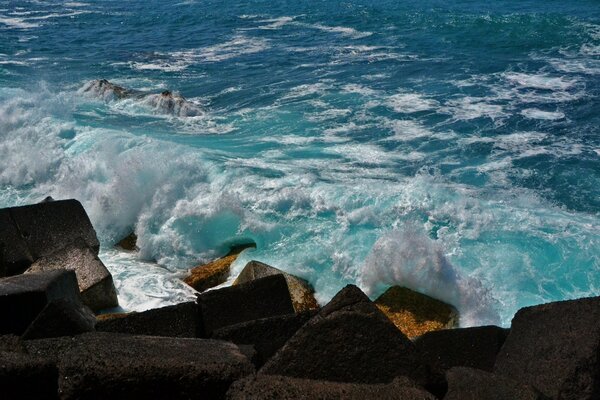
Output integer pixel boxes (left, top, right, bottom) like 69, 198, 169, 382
1, 0, 599, 326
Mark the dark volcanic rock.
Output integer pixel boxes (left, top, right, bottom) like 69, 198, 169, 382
494, 297, 600, 400
0, 270, 82, 335
198, 274, 295, 336
259, 285, 428, 385
0, 200, 100, 277
0, 350, 59, 400
234, 260, 319, 312
22, 298, 96, 340
115, 232, 138, 251
415, 325, 509, 373
212, 310, 317, 366
444, 367, 547, 400
96, 301, 200, 337
24, 332, 254, 400
26, 242, 118, 312
226, 375, 436, 400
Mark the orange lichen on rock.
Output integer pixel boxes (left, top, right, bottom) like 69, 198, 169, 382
374, 286, 459, 339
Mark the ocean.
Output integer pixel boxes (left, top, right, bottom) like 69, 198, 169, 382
1, 0, 599, 326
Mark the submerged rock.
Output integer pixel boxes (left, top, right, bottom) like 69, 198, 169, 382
494, 296, 600, 399
198, 274, 295, 336
26, 241, 118, 312
374, 286, 459, 338
142, 90, 203, 117
81, 79, 132, 101
185, 243, 256, 293
234, 260, 319, 313
226, 375, 436, 400
260, 285, 429, 386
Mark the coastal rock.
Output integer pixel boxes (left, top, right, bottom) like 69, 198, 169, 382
0, 199, 100, 277
185, 243, 255, 293
26, 242, 118, 312
22, 298, 96, 340
198, 274, 295, 336
260, 285, 428, 386
115, 232, 138, 251
226, 375, 436, 400
444, 367, 547, 400
415, 325, 509, 373
0, 349, 59, 400
24, 332, 254, 399
142, 90, 203, 117
212, 310, 317, 366
234, 260, 319, 312
374, 286, 459, 338
81, 79, 132, 100
96, 301, 200, 337
0, 270, 82, 335
494, 297, 600, 399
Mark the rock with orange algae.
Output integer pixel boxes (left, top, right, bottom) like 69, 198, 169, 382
184, 243, 256, 293
374, 286, 458, 339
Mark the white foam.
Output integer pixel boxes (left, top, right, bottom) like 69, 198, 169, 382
306, 23, 372, 39
504, 72, 578, 91
0, 16, 40, 29
444, 97, 507, 122
257, 16, 295, 30
387, 93, 439, 113
521, 108, 565, 121
382, 119, 433, 142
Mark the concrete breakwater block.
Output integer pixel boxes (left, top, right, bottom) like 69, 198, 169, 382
260, 285, 429, 386
198, 274, 295, 336
226, 375, 437, 400
234, 260, 319, 313
96, 301, 200, 337
0, 270, 89, 336
0, 347, 59, 400
415, 325, 509, 373
21, 297, 96, 340
444, 367, 547, 400
24, 332, 254, 399
26, 242, 118, 312
212, 310, 317, 367
494, 296, 600, 400
0, 199, 99, 277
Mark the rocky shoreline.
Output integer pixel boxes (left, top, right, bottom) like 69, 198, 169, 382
1, 199, 598, 399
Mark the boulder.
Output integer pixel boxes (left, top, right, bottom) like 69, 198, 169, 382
115, 232, 138, 251
494, 297, 600, 400
96, 301, 200, 337
26, 242, 118, 312
0, 199, 100, 277
24, 332, 254, 399
374, 286, 459, 338
185, 243, 256, 293
444, 367, 547, 400
212, 310, 317, 366
415, 325, 509, 373
0, 350, 59, 400
260, 285, 428, 386
234, 261, 319, 312
198, 274, 295, 336
81, 79, 132, 100
226, 375, 436, 400
0, 270, 82, 335
22, 298, 96, 340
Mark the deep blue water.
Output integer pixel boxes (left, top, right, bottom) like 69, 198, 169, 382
1, 0, 599, 325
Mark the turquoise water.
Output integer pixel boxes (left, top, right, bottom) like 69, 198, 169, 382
1, 0, 599, 325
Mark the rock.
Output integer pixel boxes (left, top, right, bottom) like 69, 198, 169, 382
260, 285, 428, 386
0, 270, 82, 335
212, 310, 317, 366
374, 286, 459, 338
234, 260, 319, 312
115, 232, 138, 251
22, 298, 96, 340
142, 90, 203, 117
198, 274, 295, 336
26, 242, 118, 312
0, 350, 59, 400
24, 332, 254, 399
185, 243, 255, 293
494, 297, 600, 400
0, 199, 100, 277
444, 367, 547, 400
415, 325, 509, 373
96, 301, 200, 337
81, 79, 132, 100
227, 375, 436, 400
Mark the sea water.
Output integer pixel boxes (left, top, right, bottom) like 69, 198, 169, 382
1, 0, 599, 326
